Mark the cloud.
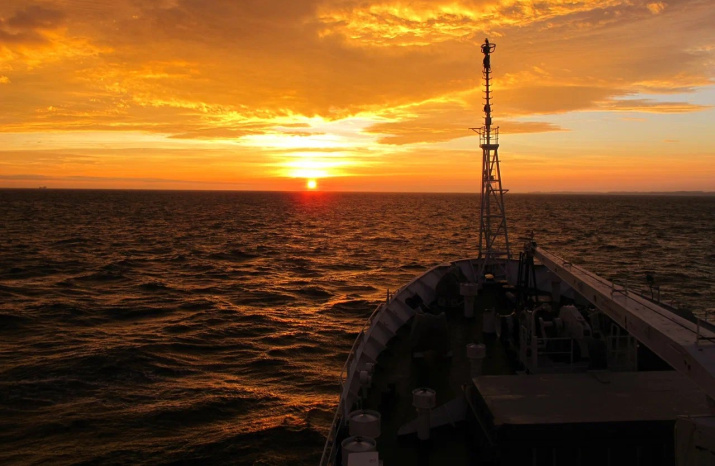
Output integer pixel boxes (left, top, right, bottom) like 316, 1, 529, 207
168, 127, 270, 140
0, 0, 713, 191
6, 5, 65, 30
601, 98, 711, 113
0, 4, 65, 44
2, 0, 713, 133
368, 114, 564, 145
646, 2, 667, 14
316, 0, 628, 48
360, 93, 568, 145
495, 86, 623, 115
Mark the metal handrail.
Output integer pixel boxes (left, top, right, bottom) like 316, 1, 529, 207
697, 310, 715, 346
543, 249, 702, 336
321, 264, 452, 465
323, 300, 388, 466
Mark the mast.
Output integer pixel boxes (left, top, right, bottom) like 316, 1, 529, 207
471, 38, 511, 280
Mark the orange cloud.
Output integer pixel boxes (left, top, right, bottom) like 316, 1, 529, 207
600, 98, 710, 113
365, 98, 565, 145
0, 0, 713, 191
0, 5, 65, 44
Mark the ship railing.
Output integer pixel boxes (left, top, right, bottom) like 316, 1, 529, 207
605, 322, 638, 370
339, 303, 385, 386
544, 251, 703, 340
607, 335, 638, 371
520, 324, 579, 372
696, 309, 715, 347
325, 265, 454, 465
324, 303, 383, 466
320, 399, 344, 466
321, 332, 362, 466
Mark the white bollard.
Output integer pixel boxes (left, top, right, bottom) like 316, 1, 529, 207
348, 410, 381, 439
466, 343, 486, 378
341, 436, 376, 466
412, 388, 436, 440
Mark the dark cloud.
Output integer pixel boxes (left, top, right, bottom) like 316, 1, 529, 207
370, 116, 564, 145
496, 86, 622, 115
7, 5, 65, 29
0, 4, 65, 44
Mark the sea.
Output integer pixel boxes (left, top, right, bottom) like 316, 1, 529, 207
1, 189, 713, 465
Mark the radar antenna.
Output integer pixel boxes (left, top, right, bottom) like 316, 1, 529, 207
471, 38, 511, 281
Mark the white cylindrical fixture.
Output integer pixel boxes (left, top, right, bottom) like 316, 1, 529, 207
341, 436, 376, 466
483, 307, 496, 334
412, 388, 436, 441
460, 283, 480, 318
348, 409, 381, 439
466, 343, 486, 378
412, 387, 436, 409
417, 408, 430, 441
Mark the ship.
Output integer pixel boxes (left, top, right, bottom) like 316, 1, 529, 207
320, 39, 715, 466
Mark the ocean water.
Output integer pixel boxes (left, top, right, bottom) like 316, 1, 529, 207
1, 190, 713, 465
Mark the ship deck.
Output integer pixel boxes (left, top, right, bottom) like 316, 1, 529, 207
358, 282, 516, 465
473, 371, 709, 427
467, 371, 709, 465
331, 257, 714, 465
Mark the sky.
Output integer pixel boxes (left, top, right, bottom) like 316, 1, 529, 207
0, 0, 714, 193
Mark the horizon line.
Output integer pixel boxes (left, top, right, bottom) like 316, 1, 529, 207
2, 187, 714, 196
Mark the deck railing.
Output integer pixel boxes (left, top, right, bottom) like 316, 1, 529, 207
321, 300, 384, 466
520, 324, 581, 372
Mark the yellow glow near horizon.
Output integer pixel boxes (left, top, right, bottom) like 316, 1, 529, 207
280, 154, 364, 179
307, 179, 317, 190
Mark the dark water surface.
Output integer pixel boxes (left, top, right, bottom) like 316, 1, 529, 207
1, 190, 713, 464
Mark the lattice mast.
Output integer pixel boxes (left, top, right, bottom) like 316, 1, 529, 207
471, 38, 511, 277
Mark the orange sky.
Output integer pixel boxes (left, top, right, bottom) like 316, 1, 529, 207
1, 0, 714, 192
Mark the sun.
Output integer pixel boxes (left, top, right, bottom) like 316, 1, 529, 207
306, 179, 318, 190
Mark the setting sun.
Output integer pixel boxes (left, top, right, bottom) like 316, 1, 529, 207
0, 1, 713, 193
307, 179, 317, 190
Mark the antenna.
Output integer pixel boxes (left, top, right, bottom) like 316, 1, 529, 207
471, 38, 511, 281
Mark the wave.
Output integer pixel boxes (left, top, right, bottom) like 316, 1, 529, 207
52, 237, 88, 246
0, 312, 31, 330
232, 290, 297, 306
208, 249, 260, 262
137, 281, 174, 292
323, 299, 373, 314
288, 286, 333, 299
140, 393, 274, 426
2, 190, 712, 465
75, 271, 128, 282
104, 306, 175, 321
